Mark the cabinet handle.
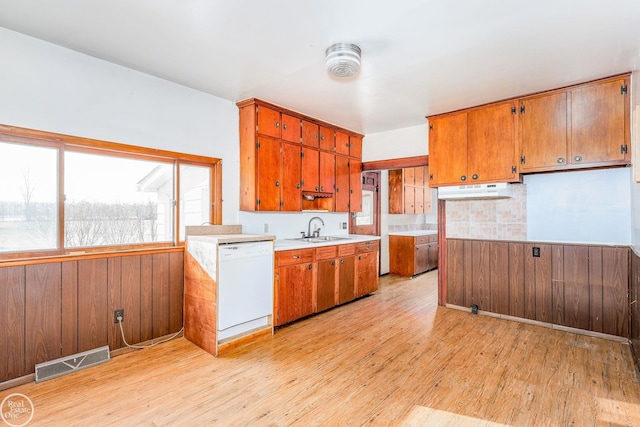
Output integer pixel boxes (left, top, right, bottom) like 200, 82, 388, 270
315, 186, 319, 191
340, 259, 344, 264
315, 134, 319, 139
320, 186, 324, 191
296, 183, 301, 189
275, 181, 279, 187
275, 121, 280, 128
283, 123, 287, 130
331, 260, 335, 265
574, 155, 582, 162
308, 264, 313, 270
472, 174, 478, 180
461, 175, 467, 181
358, 255, 362, 260
557, 157, 565, 164
321, 135, 325, 140
336, 187, 340, 192
292, 255, 301, 259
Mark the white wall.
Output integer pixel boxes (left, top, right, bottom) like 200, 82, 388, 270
0, 27, 240, 224
362, 124, 429, 161
526, 168, 631, 244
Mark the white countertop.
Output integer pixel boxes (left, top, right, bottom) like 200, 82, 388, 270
188, 233, 276, 244
274, 234, 380, 251
388, 230, 438, 237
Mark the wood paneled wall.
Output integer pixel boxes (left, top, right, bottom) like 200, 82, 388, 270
447, 239, 629, 337
0, 250, 183, 384
630, 249, 640, 372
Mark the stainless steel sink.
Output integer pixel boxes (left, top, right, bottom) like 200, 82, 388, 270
287, 236, 350, 244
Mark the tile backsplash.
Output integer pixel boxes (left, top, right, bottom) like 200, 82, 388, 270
445, 183, 527, 241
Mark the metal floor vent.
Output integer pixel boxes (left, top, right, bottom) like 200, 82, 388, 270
35, 345, 110, 383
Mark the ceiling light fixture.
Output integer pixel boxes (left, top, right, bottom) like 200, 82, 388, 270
325, 43, 361, 78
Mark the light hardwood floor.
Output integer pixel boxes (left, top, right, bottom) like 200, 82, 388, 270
2, 271, 640, 426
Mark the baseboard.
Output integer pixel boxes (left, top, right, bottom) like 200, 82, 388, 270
0, 374, 35, 392
630, 340, 640, 381
446, 304, 628, 344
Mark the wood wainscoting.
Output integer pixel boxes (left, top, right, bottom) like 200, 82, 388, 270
631, 249, 640, 374
446, 239, 629, 338
0, 249, 184, 387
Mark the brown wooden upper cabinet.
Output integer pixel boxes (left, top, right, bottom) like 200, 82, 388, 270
519, 75, 630, 172
427, 73, 630, 186
319, 126, 335, 152
257, 106, 301, 143
336, 131, 350, 156
238, 98, 364, 212
428, 101, 518, 187
350, 135, 363, 158
389, 166, 432, 214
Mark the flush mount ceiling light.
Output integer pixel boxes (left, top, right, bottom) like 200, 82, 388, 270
325, 43, 361, 77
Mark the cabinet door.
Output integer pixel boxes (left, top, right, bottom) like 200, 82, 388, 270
256, 136, 281, 211
467, 101, 517, 183
301, 147, 320, 192
281, 114, 301, 143
427, 242, 438, 271
257, 106, 281, 138
571, 78, 629, 165
519, 92, 568, 171
428, 112, 468, 186
414, 167, 424, 187
335, 131, 350, 156
415, 244, 429, 275
356, 252, 378, 297
319, 151, 335, 192
276, 263, 314, 326
317, 259, 337, 312
414, 187, 424, 214
319, 126, 335, 152
335, 156, 350, 212
302, 120, 319, 148
338, 256, 355, 304
403, 186, 415, 214
403, 167, 415, 185
388, 169, 403, 214
349, 160, 362, 212
349, 135, 363, 159
281, 142, 302, 211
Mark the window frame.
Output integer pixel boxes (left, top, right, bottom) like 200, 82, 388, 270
0, 124, 222, 261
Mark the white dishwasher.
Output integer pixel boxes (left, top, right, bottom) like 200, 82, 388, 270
217, 240, 274, 341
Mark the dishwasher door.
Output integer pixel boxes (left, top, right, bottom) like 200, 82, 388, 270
217, 241, 274, 336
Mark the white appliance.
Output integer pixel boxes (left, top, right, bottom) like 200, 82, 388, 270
217, 240, 274, 341
437, 182, 513, 200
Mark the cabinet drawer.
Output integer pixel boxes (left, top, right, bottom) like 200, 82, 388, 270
316, 245, 338, 261
416, 236, 430, 245
356, 240, 380, 254
276, 248, 315, 267
338, 243, 356, 256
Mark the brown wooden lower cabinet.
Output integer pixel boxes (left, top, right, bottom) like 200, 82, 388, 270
0, 249, 184, 386
275, 240, 379, 327
390, 233, 438, 277
446, 238, 629, 337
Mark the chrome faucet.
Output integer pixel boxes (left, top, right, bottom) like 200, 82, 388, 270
306, 216, 325, 238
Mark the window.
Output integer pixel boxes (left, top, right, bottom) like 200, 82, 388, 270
0, 141, 59, 253
65, 151, 174, 247
0, 125, 221, 259
179, 163, 211, 240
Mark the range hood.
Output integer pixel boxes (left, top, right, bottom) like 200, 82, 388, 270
437, 183, 512, 200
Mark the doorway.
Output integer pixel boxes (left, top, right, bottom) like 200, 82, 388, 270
350, 171, 380, 236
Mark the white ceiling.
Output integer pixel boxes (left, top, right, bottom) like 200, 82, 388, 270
0, 0, 639, 135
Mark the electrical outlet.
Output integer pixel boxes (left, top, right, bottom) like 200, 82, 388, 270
532, 247, 541, 258
341, 222, 347, 229
263, 223, 269, 233
114, 309, 124, 323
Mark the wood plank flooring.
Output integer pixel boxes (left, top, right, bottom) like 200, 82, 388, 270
2, 271, 640, 426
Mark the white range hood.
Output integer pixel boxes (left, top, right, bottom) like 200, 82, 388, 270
437, 182, 512, 200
